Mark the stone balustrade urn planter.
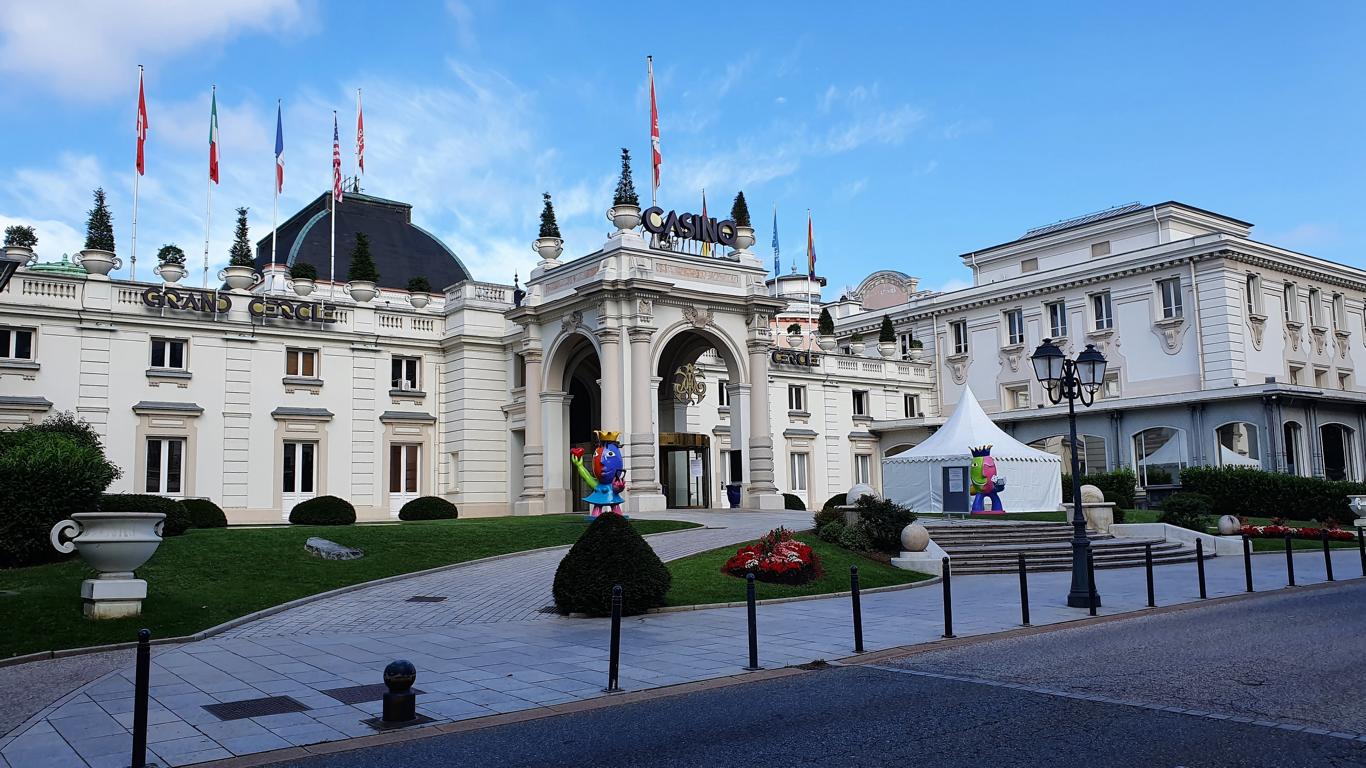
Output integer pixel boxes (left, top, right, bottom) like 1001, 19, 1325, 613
734, 225, 756, 253
292, 277, 316, 297
155, 262, 185, 285
878, 341, 897, 359
787, 333, 804, 349
534, 237, 564, 263
347, 280, 378, 303
908, 347, 926, 363
4, 245, 35, 265
409, 292, 430, 310
817, 335, 837, 352
606, 204, 642, 234
78, 248, 121, 279
850, 341, 866, 356
50, 512, 165, 619
219, 264, 259, 291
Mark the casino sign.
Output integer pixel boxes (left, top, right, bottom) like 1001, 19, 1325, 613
642, 206, 738, 248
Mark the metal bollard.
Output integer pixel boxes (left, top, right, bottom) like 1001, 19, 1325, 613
381, 660, 417, 723
1243, 536, 1254, 593
1359, 526, 1365, 577
941, 557, 955, 639
1322, 531, 1334, 582
1087, 552, 1098, 616
744, 573, 761, 670
1017, 553, 1030, 627
1285, 534, 1296, 586
1196, 539, 1207, 599
849, 566, 864, 654
1145, 543, 1156, 607
130, 628, 150, 768
604, 584, 622, 692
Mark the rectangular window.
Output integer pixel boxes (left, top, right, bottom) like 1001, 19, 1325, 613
789, 452, 809, 492
1047, 300, 1068, 339
898, 332, 915, 356
787, 384, 806, 412
1091, 292, 1113, 331
852, 389, 869, 417
1245, 274, 1261, 316
904, 393, 920, 418
853, 454, 872, 485
718, 380, 730, 407
951, 321, 968, 355
1308, 288, 1321, 326
1004, 384, 1030, 410
1332, 293, 1346, 331
512, 354, 526, 388
145, 437, 185, 495
1284, 283, 1298, 323
150, 337, 187, 369
1004, 309, 1024, 345
0, 327, 34, 360
1101, 374, 1120, 399
1020, 257, 1038, 273
1158, 278, 1183, 319
1315, 368, 1327, 388
285, 348, 317, 377
1091, 241, 1111, 258
391, 356, 421, 390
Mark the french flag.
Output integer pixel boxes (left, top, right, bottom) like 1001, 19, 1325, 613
274, 101, 284, 194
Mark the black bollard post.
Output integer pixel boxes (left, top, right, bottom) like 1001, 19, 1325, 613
849, 566, 864, 654
1359, 526, 1365, 577
381, 660, 417, 723
1145, 543, 1155, 607
1017, 553, 1030, 627
1196, 539, 1207, 599
941, 557, 955, 639
130, 628, 150, 768
604, 584, 622, 692
1322, 531, 1335, 582
1087, 552, 1098, 616
744, 573, 761, 670
1285, 534, 1296, 586
1243, 536, 1254, 593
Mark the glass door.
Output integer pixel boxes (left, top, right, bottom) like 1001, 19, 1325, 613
282, 441, 317, 518
659, 433, 711, 509
389, 444, 421, 516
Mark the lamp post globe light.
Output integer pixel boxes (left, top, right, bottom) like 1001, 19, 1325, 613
1031, 340, 1108, 608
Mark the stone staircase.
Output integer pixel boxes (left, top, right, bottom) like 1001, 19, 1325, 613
929, 521, 1210, 575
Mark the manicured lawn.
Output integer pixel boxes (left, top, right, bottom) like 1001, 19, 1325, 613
663, 536, 932, 608
0, 516, 697, 659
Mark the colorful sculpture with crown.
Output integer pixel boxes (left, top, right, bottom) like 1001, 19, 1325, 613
969, 444, 1007, 514
570, 430, 627, 517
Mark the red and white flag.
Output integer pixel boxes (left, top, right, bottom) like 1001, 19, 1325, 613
136, 67, 148, 176
332, 113, 343, 203
356, 89, 365, 175
208, 86, 219, 184
648, 55, 660, 194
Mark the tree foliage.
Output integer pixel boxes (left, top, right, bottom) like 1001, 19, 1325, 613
539, 193, 562, 239
613, 149, 639, 207
730, 191, 751, 227
228, 207, 254, 266
347, 232, 380, 283
84, 188, 115, 251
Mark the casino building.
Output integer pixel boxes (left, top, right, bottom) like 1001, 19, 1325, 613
1, 194, 1363, 520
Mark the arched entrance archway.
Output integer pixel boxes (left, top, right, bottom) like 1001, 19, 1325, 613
653, 327, 746, 509
541, 331, 602, 513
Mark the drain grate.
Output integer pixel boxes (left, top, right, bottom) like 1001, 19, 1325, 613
202, 696, 309, 721
321, 683, 426, 706
405, 596, 447, 603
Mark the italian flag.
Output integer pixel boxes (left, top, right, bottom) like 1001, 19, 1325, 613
208, 87, 219, 184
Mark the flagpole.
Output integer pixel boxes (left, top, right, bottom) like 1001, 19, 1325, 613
806, 209, 813, 353
330, 111, 337, 299
271, 99, 279, 293
131, 65, 143, 282
203, 176, 212, 288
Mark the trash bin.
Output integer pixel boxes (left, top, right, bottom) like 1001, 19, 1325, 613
725, 483, 742, 509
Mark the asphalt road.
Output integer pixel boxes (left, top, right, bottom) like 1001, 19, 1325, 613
277, 582, 1366, 768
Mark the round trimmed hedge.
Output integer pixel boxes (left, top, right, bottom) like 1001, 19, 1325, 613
552, 514, 671, 616
101, 493, 190, 536
289, 495, 356, 526
0, 430, 120, 567
180, 498, 228, 528
398, 496, 459, 521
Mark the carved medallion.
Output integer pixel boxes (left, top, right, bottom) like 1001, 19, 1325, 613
672, 363, 707, 404
683, 304, 713, 329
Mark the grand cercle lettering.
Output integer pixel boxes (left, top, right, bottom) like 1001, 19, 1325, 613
140, 287, 338, 324
642, 206, 738, 247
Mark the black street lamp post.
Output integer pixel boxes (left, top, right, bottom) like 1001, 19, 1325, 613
1031, 339, 1108, 608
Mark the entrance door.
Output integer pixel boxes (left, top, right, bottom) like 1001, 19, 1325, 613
389, 444, 421, 516
659, 433, 710, 509
282, 441, 317, 518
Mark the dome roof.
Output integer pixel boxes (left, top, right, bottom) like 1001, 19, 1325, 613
254, 192, 471, 291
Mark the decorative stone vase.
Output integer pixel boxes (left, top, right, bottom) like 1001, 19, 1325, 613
787, 332, 804, 349
219, 264, 259, 291
900, 523, 930, 553
534, 237, 564, 263
850, 340, 866, 356
154, 261, 185, 285
50, 512, 165, 619
78, 248, 121, 279
734, 225, 756, 252
817, 335, 837, 352
878, 341, 897, 359
346, 280, 378, 303
292, 278, 316, 297
3, 245, 35, 265
1217, 514, 1241, 536
606, 204, 642, 233
409, 292, 430, 310
908, 346, 926, 363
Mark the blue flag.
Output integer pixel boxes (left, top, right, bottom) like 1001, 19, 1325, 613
771, 205, 780, 274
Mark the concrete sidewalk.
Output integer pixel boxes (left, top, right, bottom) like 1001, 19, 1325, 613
1, 528, 1360, 767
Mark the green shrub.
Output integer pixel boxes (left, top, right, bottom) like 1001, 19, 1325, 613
730, 190, 751, 227
817, 521, 845, 543
407, 275, 432, 294
100, 493, 190, 536
0, 431, 120, 567
813, 505, 844, 531
838, 525, 872, 552
289, 495, 356, 526
347, 233, 379, 283
539, 193, 561, 239
1179, 466, 1364, 526
398, 496, 459, 521
3, 224, 37, 248
290, 261, 318, 281
180, 498, 228, 528
879, 314, 896, 343
552, 514, 671, 616
84, 188, 115, 251
1158, 492, 1213, 532
853, 495, 916, 554
783, 493, 807, 511
12, 410, 103, 452
818, 308, 835, 336
1061, 468, 1137, 510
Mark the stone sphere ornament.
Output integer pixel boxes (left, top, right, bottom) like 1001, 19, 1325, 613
1217, 515, 1241, 536
900, 523, 930, 552
846, 484, 879, 505
1080, 484, 1105, 504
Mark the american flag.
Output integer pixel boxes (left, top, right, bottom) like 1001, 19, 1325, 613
332, 113, 343, 203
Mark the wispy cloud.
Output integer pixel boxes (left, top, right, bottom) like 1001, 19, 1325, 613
943, 118, 992, 140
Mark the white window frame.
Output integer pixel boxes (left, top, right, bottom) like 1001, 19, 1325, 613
718, 380, 730, 407
1284, 282, 1299, 323
852, 389, 869, 417
789, 452, 809, 492
904, 393, 920, 418
1332, 293, 1347, 332
0, 326, 35, 360
1046, 300, 1068, 339
391, 355, 421, 390
1004, 383, 1030, 410
853, 454, 872, 485
1245, 274, 1262, 316
1157, 278, 1183, 319
145, 437, 186, 495
1091, 291, 1113, 331
787, 384, 806, 412
951, 321, 968, 355
1308, 287, 1322, 327
285, 348, 318, 378
150, 337, 187, 370
1004, 309, 1024, 345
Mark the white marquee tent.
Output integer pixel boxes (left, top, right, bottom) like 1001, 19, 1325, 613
882, 387, 1064, 513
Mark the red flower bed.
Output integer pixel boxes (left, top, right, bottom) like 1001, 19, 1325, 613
1241, 524, 1355, 542
723, 527, 822, 585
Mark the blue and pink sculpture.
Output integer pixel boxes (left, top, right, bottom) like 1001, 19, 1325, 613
571, 430, 627, 517
969, 444, 1007, 514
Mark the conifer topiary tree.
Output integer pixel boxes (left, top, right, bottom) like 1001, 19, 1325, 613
552, 514, 672, 616
3, 225, 37, 248
84, 188, 115, 251
290, 261, 317, 281
818, 307, 835, 336
879, 314, 896, 343
613, 148, 639, 207
228, 207, 253, 266
539, 193, 561, 239
730, 191, 751, 227
347, 232, 380, 283
156, 244, 186, 265
407, 275, 432, 293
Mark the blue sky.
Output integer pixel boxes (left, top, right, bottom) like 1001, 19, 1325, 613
1, 1, 1363, 292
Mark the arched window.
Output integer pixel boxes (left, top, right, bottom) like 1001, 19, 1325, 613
1214, 422, 1260, 467
1282, 422, 1304, 476
1027, 434, 1108, 475
1132, 427, 1185, 487
1320, 423, 1357, 481
884, 443, 915, 458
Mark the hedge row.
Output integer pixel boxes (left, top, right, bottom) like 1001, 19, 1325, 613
0, 428, 121, 568
1179, 466, 1363, 525
1061, 468, 1137, 509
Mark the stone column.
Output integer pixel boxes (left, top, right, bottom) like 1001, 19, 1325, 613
598, 327, 624, 431
626, 326, 666, 512
541, 391, 572, 514
514, 344, 546, 516
745, 338, 783, 509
